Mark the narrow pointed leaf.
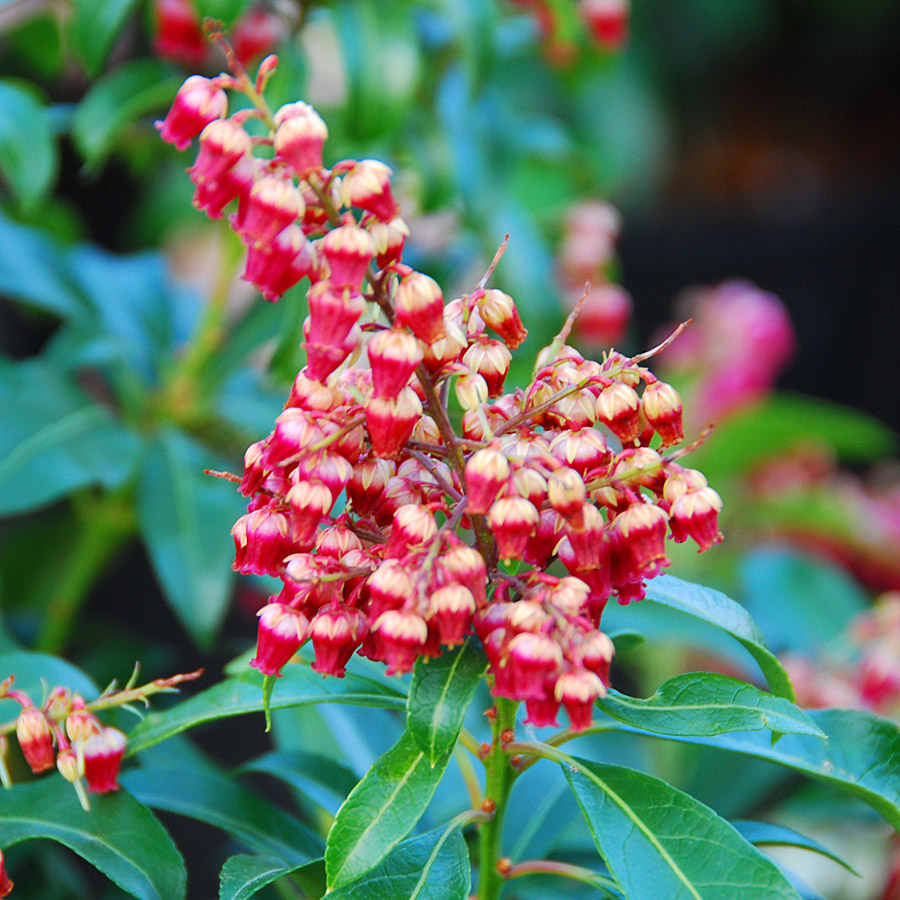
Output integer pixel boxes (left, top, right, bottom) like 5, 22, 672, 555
127, 666, 406, 755
219, 855, 325, 900
325, 824, 470, 900
597, 707, 900, 829
731, 820, 859, 875
120, 767, 322, 865
598, 673, 824, 738
136, 428, 251, 647
562, 756, 802, 900
0, 777, 185, 900
325, 732, 452, 890
407, 639, 487, 763
642, 575, 794, 699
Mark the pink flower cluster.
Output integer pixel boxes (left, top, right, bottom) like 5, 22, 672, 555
1, 679, 125, 795
658, 280, 795, 426
160, 60, 722, 732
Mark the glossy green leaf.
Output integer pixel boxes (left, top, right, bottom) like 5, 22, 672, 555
325, 824, 470, 900
325, 732, 452, 890
127, 666, 406, 754
598, 673, 824, 739
120, 766, 322, 865
605, 707, 900, 831
0, 777, 185, 900
219, 855, 326, 900
0, 79, 58, 211
72, 59, 183, 167
407, 639, 486, 763
69, 0, 142, 77
0, 211, 85, 318
0, 359, 141, 515
137, 429, 246, 647
642, 575, 794, 699
562, 756, 802, 900
608, 629, 646, 653
239, 750, 359, 815
731, 820, 859, 875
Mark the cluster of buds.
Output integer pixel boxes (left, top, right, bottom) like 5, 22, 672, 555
153, 0, 289, 68
0, 669, 200, 812
657, 280, 795, 426
556, 200, 632, 348
160, 55, 722, 733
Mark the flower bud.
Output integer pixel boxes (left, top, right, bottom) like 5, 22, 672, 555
455, 370, 489, 411
0, 848, 13, 898
394, 272, 446, 345
385, 504, 438, 557
342, 159, 399, 222
243, 223, 315, 302
310, 607, 368, 677
274, 101, 329, 177
463, 338, 511, 398
366, 214, 409, 267
366, 387, 422, 458
437, 545, 488, 607
555, 668, 606, 732
488, 496, 540, 562
57, 747, 81, 783
286, 479, 334, 547
189, 118, 252, 189
232, 507, 294, 576
502, 632, 563, 700
82, 727, 127, 793
367, 559, 415, 619
465, 447, 511, 515
428, 585, 476, 646
16, 705, 54, 773
595, 382, 642, 444
477, 289, 527, 349
668, 486, 723, 551
609, 502, 669, 590
251, 603, 310, 676
156, 75, 227, 151
237, 176, 305, 248
579, 0, 630, 50
368, 328, 424, 398
642, 380, 684, 446
348, 456, 396, 514
319, 224, 375, 289
548, 467, 587, 525
549, 427, 610, 473
372, 609, 429, 675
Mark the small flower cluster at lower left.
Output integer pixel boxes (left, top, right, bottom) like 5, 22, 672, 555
0, 668, 201, 812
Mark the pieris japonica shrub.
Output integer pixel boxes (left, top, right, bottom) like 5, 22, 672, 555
2, 35, 900, 900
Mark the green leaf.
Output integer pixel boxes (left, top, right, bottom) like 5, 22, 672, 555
69, 0, 142, 77
137, 429, 246, 647
407, 639, 486, 763
120, 766, 323, 865
598, 673, 824, 739
193, 0, 255, 25
598, 707, 900, 830
0, 79, 58, 212
325, 732, 453, 890
0, 211, 85, 318
642, 575, 794, 699
72, 59, 183, 168
607, 629, 646, 653
325, 823, 470, 900
127, 666, 406, 755
731, 820, 859, 875
219, 855, 327, 900
0, 358, 141, 515
561, 756, 802, 900
0, 777, 185, 900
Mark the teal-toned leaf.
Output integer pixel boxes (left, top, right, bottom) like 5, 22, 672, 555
738, 549, 867, 655
120, 766, 322, 865
219, 855, 326, 900
238, 750, 359, 815
692, 393, 897, 477
137, 429, 245, 647
598, 673, 824, 739
72, 59, 183, 167
0, 211, 85, 318
0, 358, 142, 515
69, 0, 142, 77
325, 824, 470, 900
127, 666, 406, 754
562, 756, 802, 900
598, 707, 900, 830
0, 777, 185, 900
732, 820, 859, 875
407, 639, 486, 763
607, 629, 646, 653
642, 575, 794, 699
0, 79, 58, 211
325, 732, 452, 890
